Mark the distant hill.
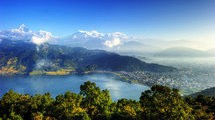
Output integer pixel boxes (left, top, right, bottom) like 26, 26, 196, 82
0, 39, 176, 75
206, 48, 215, 56
154, 47, 208, 57
189, 87, 215, 97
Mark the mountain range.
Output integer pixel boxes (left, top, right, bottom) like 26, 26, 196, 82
0, 39, 176, 76
2, 25, 215, 57
155, 47, 215, 57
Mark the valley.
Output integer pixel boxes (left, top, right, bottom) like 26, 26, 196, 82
0, 39, 175, 75
1, 0, 215, 119
1, 39, 215, 97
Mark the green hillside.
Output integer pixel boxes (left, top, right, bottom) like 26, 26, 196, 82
0, 39, 176, 76
189, 87, 215, 97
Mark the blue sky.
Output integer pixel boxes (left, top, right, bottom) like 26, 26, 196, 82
0, 0, 215, 41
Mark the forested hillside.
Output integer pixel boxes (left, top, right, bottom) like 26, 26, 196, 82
189, 87, 215, 97
0, 39, 176, 76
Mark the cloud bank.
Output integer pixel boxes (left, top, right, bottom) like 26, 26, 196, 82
0, 24, 55, 45
104, 32, 128, 47
32, 30, 54, 45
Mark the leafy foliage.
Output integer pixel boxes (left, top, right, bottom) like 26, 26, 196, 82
80, 81, 112, 119
52, 91, 89, 120
140, 85, 194, 119
0, 81, 214, 120
111, 99, 142, 120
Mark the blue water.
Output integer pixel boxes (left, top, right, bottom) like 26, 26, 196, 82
0, 73, 149, 100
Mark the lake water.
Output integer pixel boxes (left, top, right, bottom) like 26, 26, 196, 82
0, 73, 150, 100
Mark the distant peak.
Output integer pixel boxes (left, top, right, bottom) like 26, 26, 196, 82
0, 24, 55, 45
18, 24, 30, 33
77, 30, 104, 38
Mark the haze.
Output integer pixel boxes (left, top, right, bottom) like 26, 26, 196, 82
0, 0, 215, 51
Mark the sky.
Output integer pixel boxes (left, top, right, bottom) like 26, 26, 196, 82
0, 0, 215, 49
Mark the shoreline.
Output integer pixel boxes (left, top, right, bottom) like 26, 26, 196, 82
0, 70, 149, 86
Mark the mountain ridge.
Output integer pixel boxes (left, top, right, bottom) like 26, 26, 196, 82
0, 39, 176, 76
155, 47, 215, 57
189, 87, 215, 97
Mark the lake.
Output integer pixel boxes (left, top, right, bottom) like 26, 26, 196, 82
0, 73, 150, 100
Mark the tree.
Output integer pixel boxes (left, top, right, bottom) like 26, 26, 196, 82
52, 91, 90, 120
29, 93, 54, 119
140, 85, 195, 120
0, 90, 30, 119
0, 83, 215, 119
80, 81, 112, 119
185, 95, 214, 120
9, 112, 23, 120
111, 99, 143, 120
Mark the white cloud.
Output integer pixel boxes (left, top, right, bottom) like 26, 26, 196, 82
104, 32, 128, 47
65, 30, 129, 48
104, 37, 121, 48
0, 24, 56, 45
32, 30, 54, 45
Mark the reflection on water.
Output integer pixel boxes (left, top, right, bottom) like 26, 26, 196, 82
0, 73, 149, 100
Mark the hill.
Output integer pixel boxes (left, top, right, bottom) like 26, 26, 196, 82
155, 47, 208, 57
0, 39, 176, 76
206, 48, 215, 56
189, 87, 215, 97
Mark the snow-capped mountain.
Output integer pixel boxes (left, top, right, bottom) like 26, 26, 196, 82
0, 24, 55, 45
57, 30, 129, 49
